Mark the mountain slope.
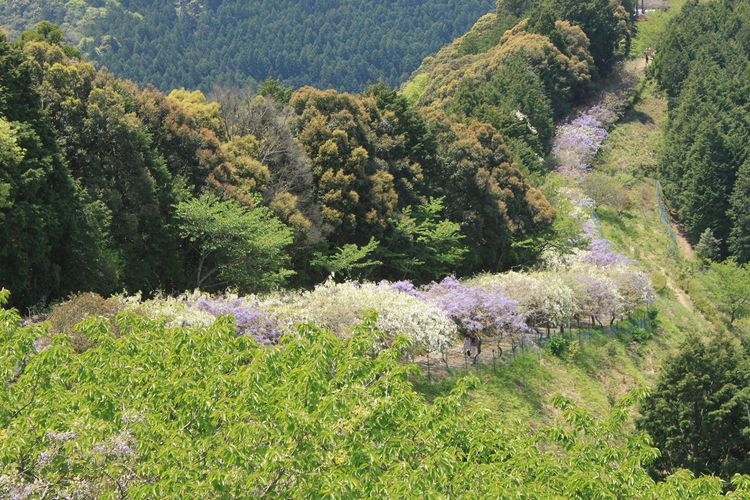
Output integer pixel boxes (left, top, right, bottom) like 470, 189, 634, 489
0, 0, 494, 92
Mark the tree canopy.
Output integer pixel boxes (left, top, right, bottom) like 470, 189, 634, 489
639, 333, 750, 480
654, 0, 750, 260
1, 295, 748, 497
0, 0, 495, 92
0, 22, 562, 309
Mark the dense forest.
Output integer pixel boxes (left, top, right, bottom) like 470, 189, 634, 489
0, 0, 494, 92
653, 0, 750, 261
2, 0, 640, 311
0, 20, 558, 310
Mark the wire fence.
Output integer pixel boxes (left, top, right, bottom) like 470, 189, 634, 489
416, 312, 655, 379
656, 180, 679, 258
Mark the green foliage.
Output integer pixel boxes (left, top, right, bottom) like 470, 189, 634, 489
17, 20, 64, 45
496, 0, 630, 74
409, 13, 596, 117
582, 172, 634, 214
549, 334, 573, 358
706, 259, 750, 326
457, 13, 511, 55
1, 298, 748, 496
638, 333, 750, 480
450, 54, 555, 157
551, 0, 625, 74
401, 73, 427, 106
630, 0, 687, 57
695, 228, 722, 262
0, 32, 119, 308
292, 87, 419, 242
311, 238, 382, 280
1, 0, 495, 92
257, 79, 293, 105
379, 198, 469, 282
729, 159, 750, 262
655, 0, 750, 259
174, 193, 294, 292
1, 22, 559, 308
430, 118, 556, 272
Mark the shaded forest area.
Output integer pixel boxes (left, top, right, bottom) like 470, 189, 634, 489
652, 0, 750, 261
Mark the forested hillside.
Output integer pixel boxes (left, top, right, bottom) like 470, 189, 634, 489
0, 21, 562, 310
0, 0, 494, 92
652, 0, 750, 261
404, 0, 633, 170
3, 0, 750, 496
0, 0, 641, 311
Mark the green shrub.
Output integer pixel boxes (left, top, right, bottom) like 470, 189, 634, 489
651, 272, 667, 294
549, 335, 572, 358
1, 293, 749, 496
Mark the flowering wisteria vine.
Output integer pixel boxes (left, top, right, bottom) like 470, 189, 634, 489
552, 111, 609, 178
422, 276, 529, 336
194, 295, 282, 345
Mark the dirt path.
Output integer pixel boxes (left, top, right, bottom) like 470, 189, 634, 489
675, 229, 695, 260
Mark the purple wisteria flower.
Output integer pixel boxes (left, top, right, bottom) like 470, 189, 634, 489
423, 277, 529, 336
378, 280, 423, 298
92, 430, 135, 459
552, 111, 609, 177
581, 274, 621, 319
33, 337, 51, 353
111, 430, 134, 458
195, 296, 282, 345
45, 430, 76, 443
586, 104, 618, 126
582, 219, 599, 240
612, 269, 656, 309
581, 238, 632, 267
36, 451, 54, 468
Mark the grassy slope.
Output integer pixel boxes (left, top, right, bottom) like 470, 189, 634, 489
631, 0, 688, 56
413, 2, 720, 424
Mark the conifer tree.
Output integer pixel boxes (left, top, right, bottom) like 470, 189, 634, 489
638, 334, 750, 480
729, 160, 750, 263
695, 228, 722, 262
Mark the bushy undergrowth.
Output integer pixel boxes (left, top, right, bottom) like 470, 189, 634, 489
1, 291, 748, 497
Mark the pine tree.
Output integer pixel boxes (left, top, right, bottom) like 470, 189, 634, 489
638, 334, 750, 480
694, 228, 722, 262
729, 159, 750, 263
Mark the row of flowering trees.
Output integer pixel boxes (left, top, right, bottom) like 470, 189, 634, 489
95, 247, 652, 358
28, 92, 652, 362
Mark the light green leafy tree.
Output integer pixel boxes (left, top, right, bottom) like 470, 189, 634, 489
0, 293, 749, 496
174, 193, 294, 291
707, 259, 750, 325
311, 237, 382, 280
380, 197, 468, 281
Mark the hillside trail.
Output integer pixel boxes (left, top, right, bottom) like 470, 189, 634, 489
413, 55, 670, 377
574, 54, 701, 313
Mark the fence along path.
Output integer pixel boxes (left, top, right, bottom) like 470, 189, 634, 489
414, 61, 656, 378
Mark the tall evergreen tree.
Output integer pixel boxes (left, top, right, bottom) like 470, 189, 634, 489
638, 334, 750, 480
729, 159, 750, 262
0, 32, 117, 308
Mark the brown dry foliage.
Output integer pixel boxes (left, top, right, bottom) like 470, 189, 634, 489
47, 293, 124, 352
